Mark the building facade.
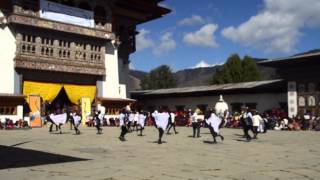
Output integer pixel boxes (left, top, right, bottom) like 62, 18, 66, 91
259, 52, 320, 118
0, 0, 169, 122
131, 80, 287, 114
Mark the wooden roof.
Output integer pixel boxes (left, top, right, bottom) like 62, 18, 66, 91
131, 79, 286, 98
114, 0, 171, 24
259, 51, 320, 68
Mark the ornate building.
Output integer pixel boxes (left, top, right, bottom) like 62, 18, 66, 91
259, 51, 320, 117
0, 0, 170, 122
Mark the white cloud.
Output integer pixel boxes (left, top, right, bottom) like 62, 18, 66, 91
178, 15, 205, 26
153, 32, 176, 55
222, 0, 320, 53
136, 29, 154, 51
191, 60, 222, 69
183, 23, 219, 48
129, 63, 136, 70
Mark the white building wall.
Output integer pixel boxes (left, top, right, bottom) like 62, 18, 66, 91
140, 93, 287, 113
0, 105, 23, 123
0, 25, 19, 94
97, 42, 126, 99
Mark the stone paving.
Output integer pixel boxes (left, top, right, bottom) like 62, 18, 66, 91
0, 126, 320, 180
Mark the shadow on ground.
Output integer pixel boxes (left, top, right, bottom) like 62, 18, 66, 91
0, 145, 89, 170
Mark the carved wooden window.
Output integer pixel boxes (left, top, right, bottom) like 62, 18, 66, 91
58, 40, 71, 59
308, 96, 316, 107
41, 37, 54, 57
298, 96, 306, 107
21, 34, 36, 54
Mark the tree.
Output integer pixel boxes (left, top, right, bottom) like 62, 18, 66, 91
211, 54, 261, 85
224, 54, 243, 82
241, 55, 261, 82
140, 65, 177, 90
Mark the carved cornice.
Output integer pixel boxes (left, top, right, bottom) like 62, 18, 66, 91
8, 13, 115, 40
15, 55, 105, 76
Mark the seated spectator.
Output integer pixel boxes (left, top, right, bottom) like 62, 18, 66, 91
5, 119, 14, 129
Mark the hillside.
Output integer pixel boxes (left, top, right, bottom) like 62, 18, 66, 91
129, 64, 278, 90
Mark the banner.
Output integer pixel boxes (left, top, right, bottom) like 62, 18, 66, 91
39, 0, 94, 28
81, 97, 91, 126
29, 95, 42, 128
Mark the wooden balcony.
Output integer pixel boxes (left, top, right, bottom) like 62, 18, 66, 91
7, 5, 115, 40
14, 32, 106, 76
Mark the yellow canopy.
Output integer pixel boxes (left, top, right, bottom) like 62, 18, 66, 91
64, 84, 96, 104
23, 81, 63, 102
23, 81, 96, 104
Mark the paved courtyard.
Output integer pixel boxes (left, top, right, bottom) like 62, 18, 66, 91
0, 126, 320, 180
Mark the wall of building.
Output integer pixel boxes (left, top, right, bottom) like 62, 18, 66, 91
97, 42, 126, 99
0, 105, 23, 123
0, 25, 20, 94
137, 93, 287, 113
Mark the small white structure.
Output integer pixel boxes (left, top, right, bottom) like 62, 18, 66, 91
215, 95, 229, 118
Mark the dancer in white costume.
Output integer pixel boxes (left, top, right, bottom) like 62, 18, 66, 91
70, 112, 81, 135
46, 112, 69, 134
205, 109, 224, 143
137, 110, 147, 136
152, 109, 169, 144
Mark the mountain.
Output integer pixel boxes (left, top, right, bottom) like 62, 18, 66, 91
129, 61, 278, 90
174, 66, 221, 87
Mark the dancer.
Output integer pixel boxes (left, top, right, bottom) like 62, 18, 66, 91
137, 110, 146, 136
205, 109, 224, 143
152, 108, 169, 144
70, 112, 81, 135
119, 108, 128, 141
240, 107, 254, 141
252, 110, 262, 139
133, 111, 139, 131
94, 110, 103, 134
127, 111, 134, 132
167, 110, 178, 134
47, 112, 69, 134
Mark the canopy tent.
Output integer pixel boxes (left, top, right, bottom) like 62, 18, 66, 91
23, 81, 96, 104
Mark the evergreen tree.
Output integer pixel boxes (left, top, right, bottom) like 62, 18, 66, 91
211, 54, 261, 85
224, 54, 243, 82
140, 65, 177, 90
241, 55, 262, 82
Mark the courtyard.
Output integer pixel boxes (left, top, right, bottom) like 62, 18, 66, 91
0, 126, 320, 180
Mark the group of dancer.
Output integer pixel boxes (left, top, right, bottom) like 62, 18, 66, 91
45, 105, 259, 144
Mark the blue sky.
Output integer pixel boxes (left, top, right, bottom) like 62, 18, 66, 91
130, 0, 320, 72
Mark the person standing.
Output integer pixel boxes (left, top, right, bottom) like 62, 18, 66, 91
191, 109, 202, 138
119, 108, 128, 141
152, 108, 169, 144
252, 111, 262, 139
167, 110, 178, 134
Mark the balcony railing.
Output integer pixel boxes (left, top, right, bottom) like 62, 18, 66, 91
15, 32, 106, 76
